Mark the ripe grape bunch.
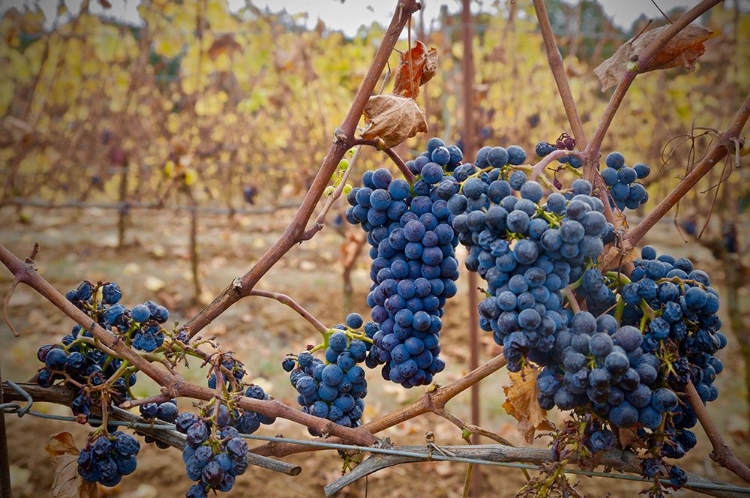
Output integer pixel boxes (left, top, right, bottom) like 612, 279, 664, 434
175, 410, 252, 498
537, 245, 727, 483
346, 143, 464, 387
448, 143, 615, 372
285, 313, 368, 431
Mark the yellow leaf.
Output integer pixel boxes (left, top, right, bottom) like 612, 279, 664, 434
154, 36, 184, 59
184, 168, 198, 186
502, 366, 555, 444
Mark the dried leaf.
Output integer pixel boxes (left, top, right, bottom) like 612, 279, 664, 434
361, 95, 427, 149
98, 0, 112, 8
594, 24, 712, 91
420, 46, 438, 86
503, 367, 555, 444
599, 207, 635, 271
393, 41, 438, 98
46, 433, 98, 498
208, 35, 242, 60
46, 432, 80, 457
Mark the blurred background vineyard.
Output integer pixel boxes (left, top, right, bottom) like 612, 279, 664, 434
1, 1, 750, 497
1, 1, 747, 215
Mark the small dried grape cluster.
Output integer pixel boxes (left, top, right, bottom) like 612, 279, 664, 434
77, 431, 141, 486
175, 411, 252, 498
35, 281, 174, 427
140, 399, 179, 449
285, 313, 368, 432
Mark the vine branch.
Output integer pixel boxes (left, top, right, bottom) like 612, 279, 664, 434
684, 380, 750, 483
532, 0, 587, 149
626, 90, 750, 245
182, 0, 422, 339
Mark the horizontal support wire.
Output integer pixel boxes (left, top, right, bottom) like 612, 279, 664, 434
3, 405, 749, 495
8, 197, 302, 216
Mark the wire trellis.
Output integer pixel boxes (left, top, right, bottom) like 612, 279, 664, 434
2, 380, 750, 496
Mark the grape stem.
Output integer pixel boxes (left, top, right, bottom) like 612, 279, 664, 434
300, 146, 362, 241
300, 69, 395, 241
531, 0, 587, 150
529, 149, 567, 182
119, 393, 173, 410
349, 139, 415, 185
562, 287, 582, 314
683, 380, 750, 484
247, 289, 328, 334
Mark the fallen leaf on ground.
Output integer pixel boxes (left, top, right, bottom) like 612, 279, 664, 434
361, 95, 427, 149
594, 24, 712, 91
503, 366, 555, 444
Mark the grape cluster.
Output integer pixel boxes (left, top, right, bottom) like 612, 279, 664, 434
36, 281, 174, 423
77, 432, 140, 486
621, 247, 726, 405
66, 281, 170, 352
206, 356, 277, 434
140, 399, 180, 449
346, 141, 463, 387
600, 151, 650, 211
537, 246, 726, 467
449, 157, 613, 370
287, 314, 368, 430
175, 412, 250, 497
535, 135, 583, 168
539, 315, 675, 429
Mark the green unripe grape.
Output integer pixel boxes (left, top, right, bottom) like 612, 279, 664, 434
343, 184, 353, 194
338, 159, 350, 170
324, 186, 335, 196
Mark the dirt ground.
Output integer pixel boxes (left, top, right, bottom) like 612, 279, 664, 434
1, 204, 748, 497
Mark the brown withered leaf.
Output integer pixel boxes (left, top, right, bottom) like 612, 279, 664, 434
98, 0, 112, 8
594, 24, 712, 91
46, 433, 98, 498
362, 95, 427, 149
393, 41, 438, 99
208, 34, 242, 60
503, 367, 555, 444
599, 241, 638, 272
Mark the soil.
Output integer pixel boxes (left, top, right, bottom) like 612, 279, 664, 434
1, 205, 748, 497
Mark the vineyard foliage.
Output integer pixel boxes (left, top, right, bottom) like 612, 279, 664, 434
1, 1, 748, 212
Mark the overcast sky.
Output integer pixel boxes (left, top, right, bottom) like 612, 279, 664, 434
0, 0, 740, 35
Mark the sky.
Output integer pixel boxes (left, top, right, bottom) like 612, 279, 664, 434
0, 0, 742, 35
